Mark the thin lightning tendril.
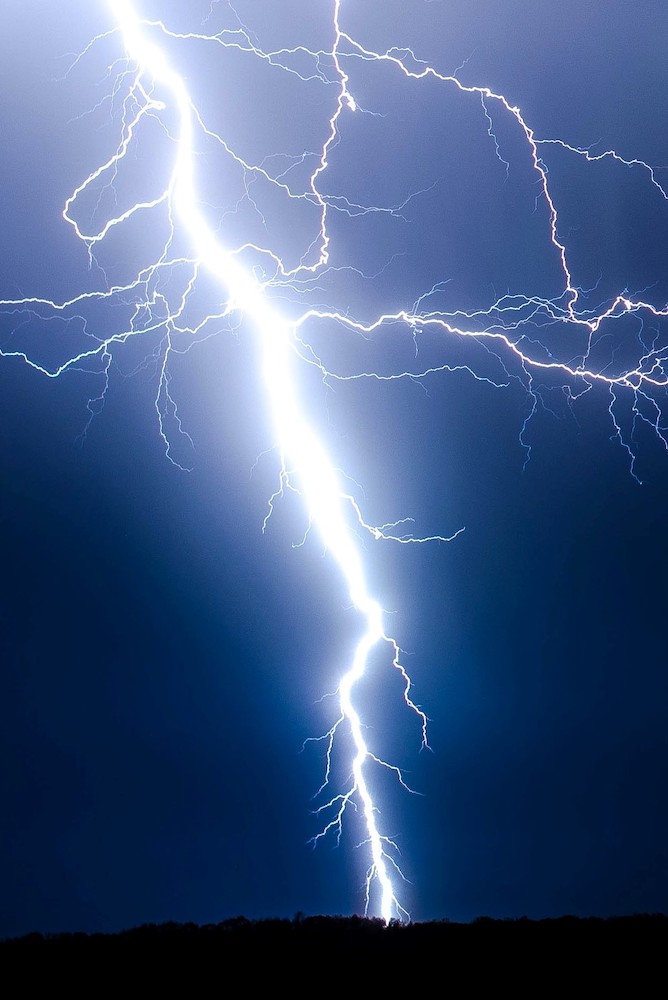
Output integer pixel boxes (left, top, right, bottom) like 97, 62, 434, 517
2, 0, 667, 921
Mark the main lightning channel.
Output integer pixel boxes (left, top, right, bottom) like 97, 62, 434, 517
110, 0, 416, 923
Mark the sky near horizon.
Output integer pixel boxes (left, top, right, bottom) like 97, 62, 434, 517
1, 0, 667, 937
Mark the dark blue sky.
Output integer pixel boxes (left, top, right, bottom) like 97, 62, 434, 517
1, 1, 667, 936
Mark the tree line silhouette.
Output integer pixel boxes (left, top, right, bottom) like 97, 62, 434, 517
2, 913, 665, 990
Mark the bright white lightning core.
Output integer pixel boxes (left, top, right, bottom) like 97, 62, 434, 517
2, 1, 668, 921
102, 0, 438, 924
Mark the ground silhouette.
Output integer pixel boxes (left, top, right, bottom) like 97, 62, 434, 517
3, 913, 665, 990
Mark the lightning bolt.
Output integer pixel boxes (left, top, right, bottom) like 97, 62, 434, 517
2, 1, 667, 922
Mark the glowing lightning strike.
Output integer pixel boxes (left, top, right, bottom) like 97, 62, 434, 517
104, 0, 440, 923
2, 1, 668, 922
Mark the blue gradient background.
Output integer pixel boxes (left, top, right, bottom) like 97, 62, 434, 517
1, 0, 667, 936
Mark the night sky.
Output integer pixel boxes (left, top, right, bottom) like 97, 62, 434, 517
1, 0, 667, 938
